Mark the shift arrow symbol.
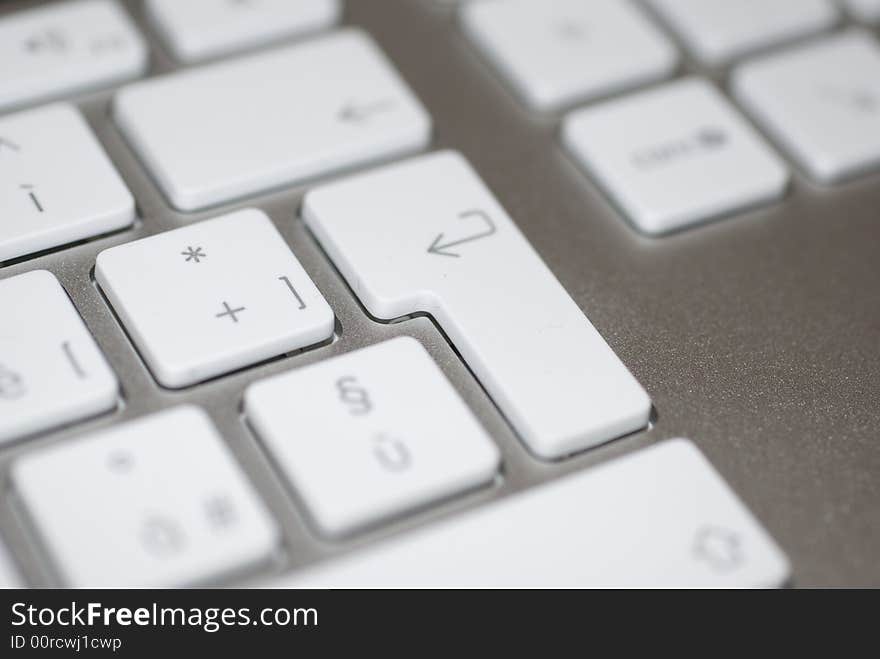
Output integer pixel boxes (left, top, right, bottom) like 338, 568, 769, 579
338, 99, 395, 123
427, 210, 497, 258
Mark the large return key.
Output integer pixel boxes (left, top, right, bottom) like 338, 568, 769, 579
303, 151, 652, 460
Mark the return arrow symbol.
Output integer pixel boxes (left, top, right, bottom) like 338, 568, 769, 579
427, 210, 497, 258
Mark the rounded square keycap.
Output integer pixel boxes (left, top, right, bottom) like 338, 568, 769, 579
562, 77, 789, 235
462, 0, 678, 110
95, 209, 335, 388
0, 270, 118, 444
0, 104, 135, 262
246, 337, 501, 537
12, 406, 279, 587
732, 30, 880, 184
0, 0, 147, 111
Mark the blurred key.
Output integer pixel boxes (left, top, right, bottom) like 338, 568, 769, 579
733, 30, 880, 183
0, 0, 147, 112
562, 77, 789, 234
145, 0, 341, 63
646, 0, 837, 65
12, 406, 279, 587
265, 440, 791, 588
462, 0, 677, 110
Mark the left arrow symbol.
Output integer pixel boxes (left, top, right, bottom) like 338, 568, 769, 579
338, 99, 395, 123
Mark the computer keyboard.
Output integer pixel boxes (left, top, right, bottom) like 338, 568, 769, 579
0, 0, 877, 588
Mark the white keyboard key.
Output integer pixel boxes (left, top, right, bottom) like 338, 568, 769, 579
844, 0, 880, 22
0, 541, 22, 588
246, 337, 500, 537
96, 209, 334, 388
146, 0, 340, 63
0, 271, 118, 445
12, 406, 279, 587
265, 439, 790, 587
461, 0, 678, 111
732, 30, 880, 184
114, 29, 431, 211
562, 77, 789, 235
303, 151, 651, 460
0, 0, 147, 112
0, 104, 135, 263
646, 0, 837, 65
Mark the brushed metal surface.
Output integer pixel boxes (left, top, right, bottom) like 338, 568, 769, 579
0, 0, 877, 587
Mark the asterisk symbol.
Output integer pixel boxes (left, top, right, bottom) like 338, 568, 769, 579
181, 246, 206, 263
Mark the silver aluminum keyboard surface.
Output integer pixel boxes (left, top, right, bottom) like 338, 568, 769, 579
0, 0, 877, 587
